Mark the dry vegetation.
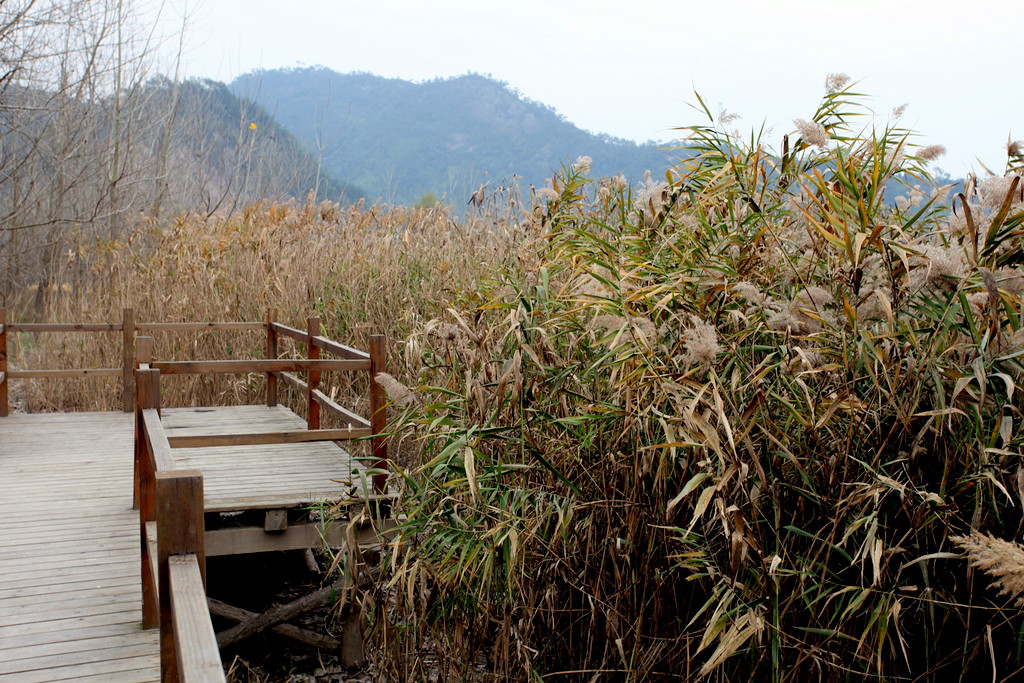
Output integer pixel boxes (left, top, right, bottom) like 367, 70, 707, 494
8, 80, 1024, 681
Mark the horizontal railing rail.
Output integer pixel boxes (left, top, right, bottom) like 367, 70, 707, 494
152, 358, 371, 374
276, 371, 372, 429
2, 309, 389, 492
169, 554, 224, 681
167, 427, 373, 448
6, 322, 123, 332
6, 367, 121, 378
136, 322, 265, 333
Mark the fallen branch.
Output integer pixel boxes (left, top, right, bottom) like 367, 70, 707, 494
215, 565, 381, 649
208, 597, 339, 651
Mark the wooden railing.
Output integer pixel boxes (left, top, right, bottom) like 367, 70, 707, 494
136, 365, 224, 682
0, 306, 136, 415
131, 319, 387, 681
2, 310, 389, 680
0, 310, 388, 483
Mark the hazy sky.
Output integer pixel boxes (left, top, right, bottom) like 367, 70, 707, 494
160, 0, 1021, 176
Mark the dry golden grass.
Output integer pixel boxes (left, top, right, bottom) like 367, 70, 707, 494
5, 193, 531, 424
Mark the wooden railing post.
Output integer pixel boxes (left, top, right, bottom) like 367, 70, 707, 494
306, 316, 321, 430
137, 335, 154, 367
0, 307, 7, 418
133, 336, 157, 511
122, 307, 135, 412
136, 367, 162, 629
369, 334, 387, 493
266, 308, 278, 407
156, 468, 206, 683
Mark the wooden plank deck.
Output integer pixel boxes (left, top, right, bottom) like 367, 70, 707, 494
0, 405, 366, 680
0, 411, 160, 682
161, 405, 366, 513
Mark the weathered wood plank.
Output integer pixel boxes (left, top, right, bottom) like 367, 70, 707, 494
167, 427, 371, 448
6, 323, 122, 332
6, 654, 160, 682
134, 322, 264, 332
152, 358, 370, 375
0, 400, 385, 679
0, 632, 157, 669
0, 641, 156, 676
143, 409, 176, 473
0, 597, 142, 628
0, 583, 139, 615
277, 372, 371, 429
168, 556, 224, 682
1, 580, 141, 608
0, 411, 158, 682
161, 405, 305, 435
8, 368, 122, 379
310, 335, 370, 360
0, 565, 139, 592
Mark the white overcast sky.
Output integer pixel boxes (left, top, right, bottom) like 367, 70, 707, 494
157, 0, 1021, 177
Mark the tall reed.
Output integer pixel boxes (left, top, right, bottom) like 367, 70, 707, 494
372, 84, 1024, 681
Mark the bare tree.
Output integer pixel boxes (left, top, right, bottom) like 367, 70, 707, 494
0, 1, 335, 304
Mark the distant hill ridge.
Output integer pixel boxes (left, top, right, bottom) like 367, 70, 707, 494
230, 68, 678, 206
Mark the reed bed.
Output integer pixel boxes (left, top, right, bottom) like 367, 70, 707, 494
7, 82, 1024, 681
5, 190, 528, 425
373, 85, 1024, 681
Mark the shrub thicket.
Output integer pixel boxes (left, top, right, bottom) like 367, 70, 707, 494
375, 83, 1024, 681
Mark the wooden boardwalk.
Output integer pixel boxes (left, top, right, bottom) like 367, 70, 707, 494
0, 412, 160, 682
0, 311, 389, 679
162, 405, 361, 513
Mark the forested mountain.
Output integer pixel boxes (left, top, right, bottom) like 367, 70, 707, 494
152, 78, 365, 209
230, 68, 679, 206
0, 76, 362, 294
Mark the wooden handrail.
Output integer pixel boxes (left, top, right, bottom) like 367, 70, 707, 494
144, 408, 177, 471
168, 427, 372, 448
136, 366, 167, 630
311, 335, 370, 360
152, 358, 370, 375
3, 314, 388, 499
8, 368, 121, 378
0, 307, 136, 413
156, 469, 218, 681
270, 322, 306, 341
135, 369, 222, 681
169, 555, 224, 681
276, 371, 371, 429
5, 322, 123, 332
136, 321, 265, 332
